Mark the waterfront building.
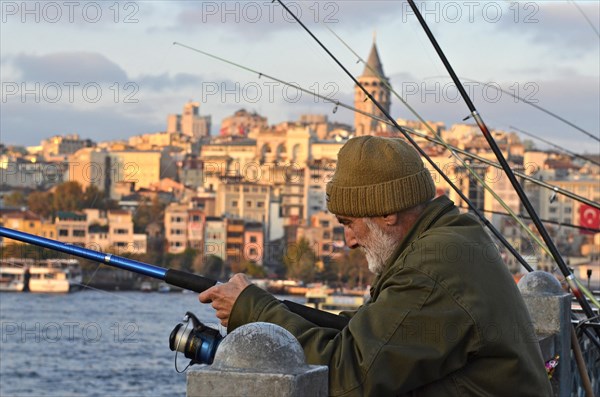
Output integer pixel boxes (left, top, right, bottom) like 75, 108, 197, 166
167, 101, 211, 140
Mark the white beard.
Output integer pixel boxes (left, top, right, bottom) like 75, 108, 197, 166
361, 218, 399, 275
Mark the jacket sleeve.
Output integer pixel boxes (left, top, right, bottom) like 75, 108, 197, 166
228, 269, 480, 396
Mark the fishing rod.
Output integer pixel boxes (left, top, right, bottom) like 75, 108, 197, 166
509, 125, 600, 167
174, 42, 599, 210
0, 226, 348, 330
405, 0, 600, 336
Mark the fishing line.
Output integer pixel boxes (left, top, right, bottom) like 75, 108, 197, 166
509, 125, 600, 166
173, 42, 599, 209
174, 40, 599, 306
273, 0, 600, 324
457, 206, 600, 234
568, 0, 600, 38
428, 75, 600, 143
173, 41, 600, 259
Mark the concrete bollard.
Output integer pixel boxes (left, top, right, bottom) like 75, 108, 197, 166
518, 271, 571, 397
186, 322, 328, 397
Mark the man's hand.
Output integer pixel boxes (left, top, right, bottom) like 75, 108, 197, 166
199, 273, 252, 327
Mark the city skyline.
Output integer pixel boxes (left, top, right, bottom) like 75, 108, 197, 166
1, 1, 599, 153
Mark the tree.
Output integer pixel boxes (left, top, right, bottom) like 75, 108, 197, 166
4, 190, 27, 207
245, 261, 267, 278
331, 248, 371, 289
53, 181, 83, 212
27, 191, 54, 218
201, 255, 225, 280
164, 248, 198, 272
282, 238, 318, 283
133, 196, 165, 233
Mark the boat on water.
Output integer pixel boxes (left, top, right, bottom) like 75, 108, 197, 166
0, 266, 25, 292
0, 258, 82, 293
305, 285, 368, 315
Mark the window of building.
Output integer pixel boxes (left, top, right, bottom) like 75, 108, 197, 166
549, 207, 557, 214
232, 200, 238, 207
249, 248, 257, 256
58, 229, 69, 237
243, 187, 250, 192
323, 231, 331, 239
246, 201, 252, 208
320, 221, 330, 228
257, 201, 264, 208
73, 230, 85, 237
564, 207, 572, 214
250, 236, 257, 243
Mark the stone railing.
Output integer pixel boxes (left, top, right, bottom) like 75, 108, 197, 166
518, 270, 599, 397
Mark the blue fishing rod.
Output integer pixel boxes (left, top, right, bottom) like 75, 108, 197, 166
0, 226, 348, 331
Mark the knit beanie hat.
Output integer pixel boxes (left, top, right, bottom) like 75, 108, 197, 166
326, 136, 435, 217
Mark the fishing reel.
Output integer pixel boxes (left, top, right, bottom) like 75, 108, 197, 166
169, 311, 223, 369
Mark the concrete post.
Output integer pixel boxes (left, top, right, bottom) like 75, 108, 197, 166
186, 322, 328, 397
518, 271, 571, 397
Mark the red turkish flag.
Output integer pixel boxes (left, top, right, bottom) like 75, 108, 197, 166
579, 204, 600, 234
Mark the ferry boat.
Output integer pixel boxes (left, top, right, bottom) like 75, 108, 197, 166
29, 259, 83, 293
0, 259, 31, 292
305, 285, 367, 315
0, 258, 82, 293
0, 266, 26, 292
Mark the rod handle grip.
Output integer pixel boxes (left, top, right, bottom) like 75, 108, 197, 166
165, 269, 217, 293
282, 300, 349, 330
164, 270, 349, 330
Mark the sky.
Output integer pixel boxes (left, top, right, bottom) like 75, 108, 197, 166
1, 1, 599, 154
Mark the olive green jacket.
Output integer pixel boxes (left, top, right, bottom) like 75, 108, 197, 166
229, 196, 552, 396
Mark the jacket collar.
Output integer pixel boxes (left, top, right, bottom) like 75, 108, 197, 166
369, 195, 456, 297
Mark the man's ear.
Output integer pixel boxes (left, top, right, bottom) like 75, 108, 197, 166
382, 213, 400, 226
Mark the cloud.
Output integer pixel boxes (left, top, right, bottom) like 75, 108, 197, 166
491, 2, 599, 54
391, 72, 599, 153
13, 52, 128, 83
164, 1, 396, 38
0, 101, 162, 146
137, 72, 206, 91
